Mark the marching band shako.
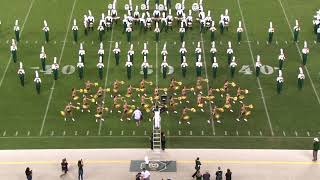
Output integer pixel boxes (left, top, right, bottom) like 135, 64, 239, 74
175, 3, 182, 10
159, 4, 164, 11
108, 4, 112, 10
124, 4, 130, 10
192, 3, 199, 12
141, 4, 146, 10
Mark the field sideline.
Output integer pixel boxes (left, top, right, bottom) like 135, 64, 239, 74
0, 0, 319, 149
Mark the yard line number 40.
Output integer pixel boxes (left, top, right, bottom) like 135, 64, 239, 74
239, 64, 278, 75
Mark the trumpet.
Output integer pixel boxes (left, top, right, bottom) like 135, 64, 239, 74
128, 105, 136, 109
201, 78, 209, 82
214, 88, 220, 92
230, 96, 238, 101
204, 96, 215, 100
229, 82, 236, 87
217, 108, 224, 112
245, 111, 251, 116
73, 96, 79, 100
132, 87, 141, 92
245, 104, 254, 109
241, 89, 249, 94
176, 81, 182, 85
158, 88, 168, 91
190, 108, 196, 112
145, 97, 153, 101
145, 81, 153, 85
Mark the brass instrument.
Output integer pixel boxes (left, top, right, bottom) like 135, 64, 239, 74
204, 96, 215, 100
183, 115, 190, 120
132, 87, 141, 92
158, 88, 168, 91
245, 104, 254, 109
73, 96, 79, 100
201, 78, 209, 82
245, 111, 251, 116
176, 81, 182, 85
145, 81, 153, 85
217, 108, 224, 112
229, 82, 236, 87
190, 108, 196, 112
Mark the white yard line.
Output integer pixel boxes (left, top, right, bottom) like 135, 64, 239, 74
0, 0, 35, 88
156, 42, 158, 86
98, 26, 115, 135
277, 0, 320, 105
237, 0, 274, 136
200, 34, 215, 135
39, 0, 77, 136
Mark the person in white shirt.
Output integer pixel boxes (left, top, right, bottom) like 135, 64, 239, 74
140, 168, 151, 180
132, 108, 143, 127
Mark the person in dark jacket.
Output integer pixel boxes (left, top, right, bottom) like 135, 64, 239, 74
215, 166, 223, 180
313, 138, 319, 161
161, 132, 166, 151
192, 157, 201, 178
150, 133, 153, 150
25, 167, 32, 180
203, 170, 211, 180
61, 158, 68, 175
78, 159, 84, 180
225, 169, 232, 180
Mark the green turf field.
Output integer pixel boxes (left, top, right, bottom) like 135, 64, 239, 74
0, 0, 319, 149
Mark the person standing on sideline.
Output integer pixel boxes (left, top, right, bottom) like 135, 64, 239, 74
313, 138, 319, 161
132, 107, 143, 127
203, 170, 211, 180
141, 168, 151, 180
161, 132, 166, 151
25, 167, 32, 180
225, 169, 232, 180
215, 167, 223, 180
60, 158, 69, 176
78, 159, 84, 180
150, 133, 153, 150
192, 157, 201, 178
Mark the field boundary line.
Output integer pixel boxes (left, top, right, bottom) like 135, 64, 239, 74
0, 0, 36, 88
277, 0, 320, 105
0, 159, 319, 165
39, 0, 78, 136
98, 25, 115, 135
237, 0, 274, 136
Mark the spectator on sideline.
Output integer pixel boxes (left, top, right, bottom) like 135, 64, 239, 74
161, 132, 166, 151
60, 158, 69, 176
192, 157, 201, 178
225, 169, 232, 180
215, 167, 223, 180
195, 170, 203, 180
203, 170, 211, 180
313, 138, 319, 161
132, 107, 143, 127
78, 159, 84, 180
141, 168, 151, 180
25, 167, 32, 180
150, 133, 153, 150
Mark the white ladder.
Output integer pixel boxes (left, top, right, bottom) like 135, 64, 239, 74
151, 119, 162, 160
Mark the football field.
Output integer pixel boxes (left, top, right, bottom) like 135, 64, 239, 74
0, 0, 320, 149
